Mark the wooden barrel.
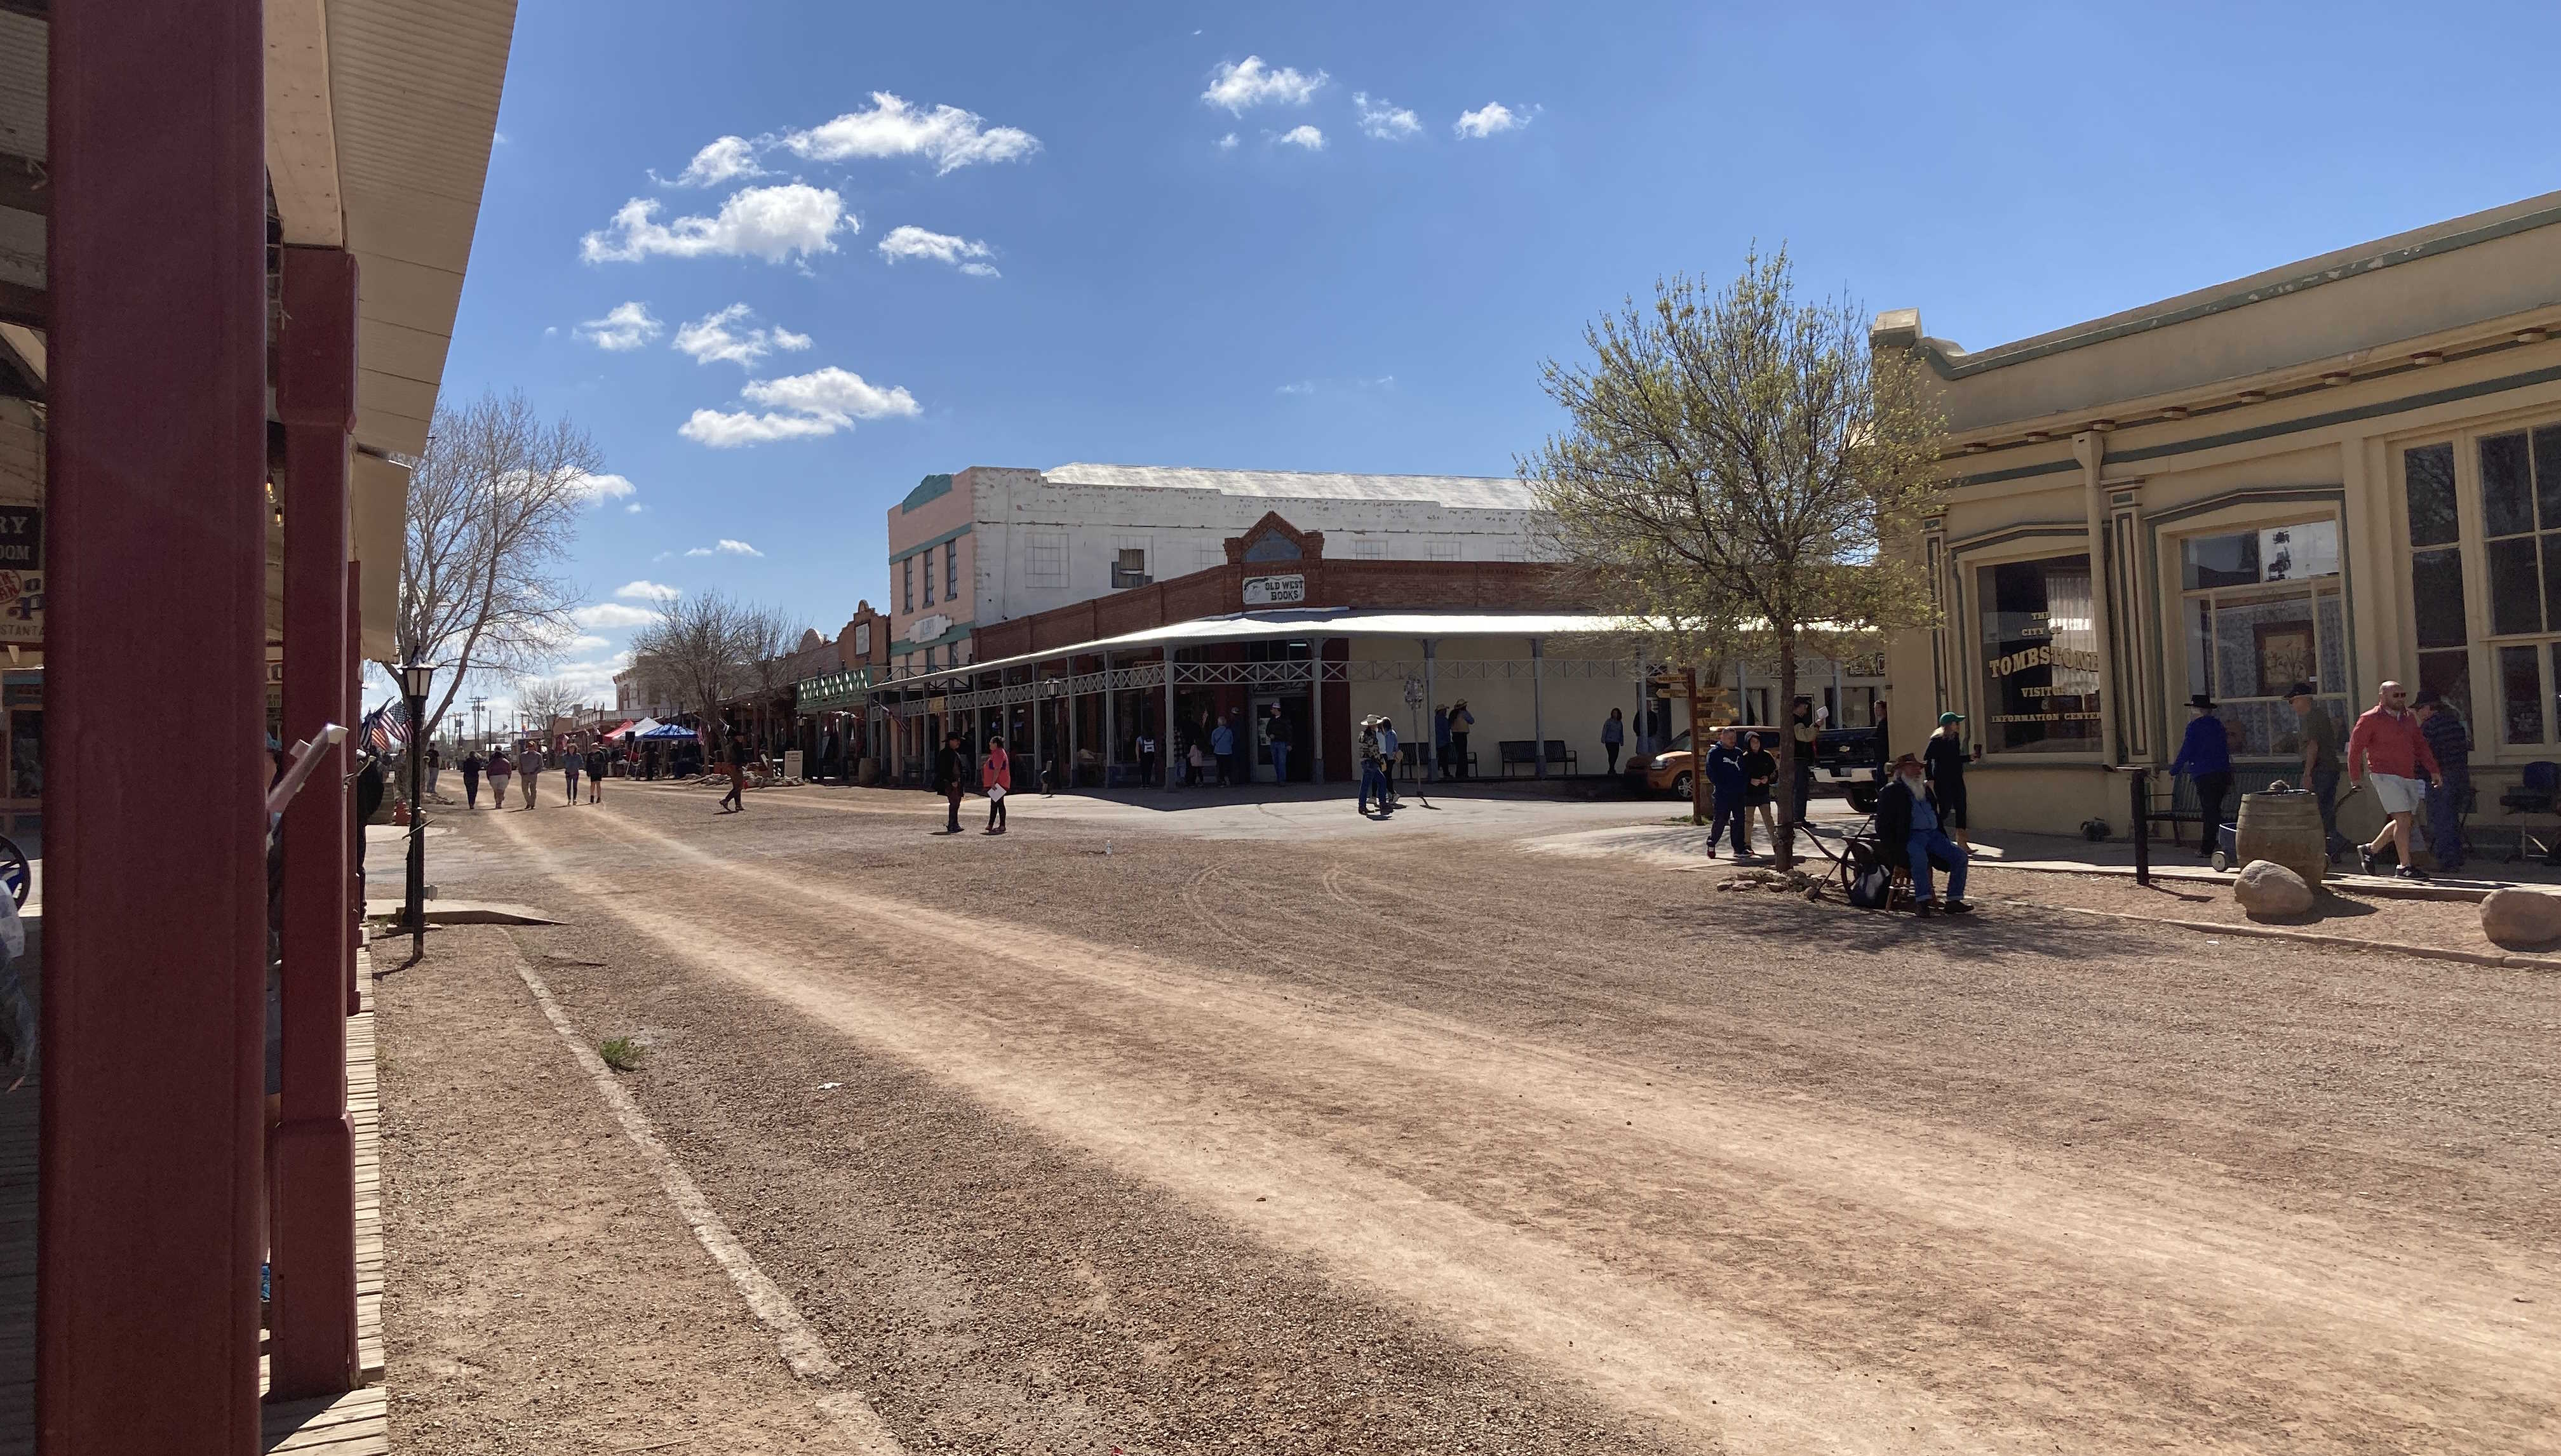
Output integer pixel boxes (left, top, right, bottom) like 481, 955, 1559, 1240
2235, 788, 2326, 885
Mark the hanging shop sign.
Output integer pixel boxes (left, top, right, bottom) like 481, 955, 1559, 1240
1242, 573, 1306, 606
0, 504, 42, 645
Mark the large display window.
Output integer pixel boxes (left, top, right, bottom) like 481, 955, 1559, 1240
1974, 553, 2102, 755
2177, 519, 2352, 756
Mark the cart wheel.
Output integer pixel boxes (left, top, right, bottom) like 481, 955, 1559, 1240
2211, 849, 2229, 873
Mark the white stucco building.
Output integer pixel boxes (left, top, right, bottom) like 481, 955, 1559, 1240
883, 463, 1556, 674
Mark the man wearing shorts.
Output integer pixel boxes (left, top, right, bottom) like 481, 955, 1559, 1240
2346, 679, 2443, 879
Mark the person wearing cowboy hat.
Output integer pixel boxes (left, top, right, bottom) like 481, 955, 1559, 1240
2170, 692, 2235, 863
1878, 751, 1971, 916
2284, 682, 2347, 861
1922, 710, 1973, 849
1356, 714, 1394, 816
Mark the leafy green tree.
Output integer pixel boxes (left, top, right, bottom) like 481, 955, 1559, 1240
1525, 248, 1946, 865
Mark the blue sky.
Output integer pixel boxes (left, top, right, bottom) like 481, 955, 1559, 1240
437, 0, 2561, 712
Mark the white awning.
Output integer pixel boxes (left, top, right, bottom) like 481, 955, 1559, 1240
883, 609, 1646, 690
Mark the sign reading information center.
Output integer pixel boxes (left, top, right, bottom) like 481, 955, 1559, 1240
1242, 573, 1305, 606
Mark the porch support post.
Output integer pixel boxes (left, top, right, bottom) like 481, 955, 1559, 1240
44, 0, 271, 1447
1103, 651, 1116, 785
270, 246, 361, 1399
1309, 645, 1325, 783
1531, 637, 1547, 777
1422, 640, 1437, 781
2074, 429, 2122, 764
1163, 653, 1178, 789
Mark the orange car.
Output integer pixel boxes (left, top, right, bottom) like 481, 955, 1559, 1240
1625, 725, 1882, 811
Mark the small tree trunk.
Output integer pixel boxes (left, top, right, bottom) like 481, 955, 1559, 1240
1777, 633, 1799, 871
1685, 665, 1705, 825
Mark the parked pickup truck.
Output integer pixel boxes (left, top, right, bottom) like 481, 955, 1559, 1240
1623, 724, 1883, 811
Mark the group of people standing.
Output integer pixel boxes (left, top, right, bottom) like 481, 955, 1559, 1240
2168, 679, 2471, 879
452, 742, 610, 810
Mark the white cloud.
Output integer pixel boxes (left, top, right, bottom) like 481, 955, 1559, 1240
1274, 125, 1325, 151
781, 93, 1040, 175
567, 471, 638, 504
615, 580, 683, 602
661, 135, 765, 188
1215, 133, 1239, 152
572, 602, 664, 629
575, 302, 661, 351
565, 634, 612, 654
681, 363, 921, 447
1454, 102, 1532, 138
673, 304, 816, 367
1202, 56, 1326, 114
1354, 93, 1421, 141
682, 540, 764, 558
877, 225, 999, 276
1277, 380, 1315, 396
625, 502, 645, 514
581, 184, 850, 265
678, 410, 844, 446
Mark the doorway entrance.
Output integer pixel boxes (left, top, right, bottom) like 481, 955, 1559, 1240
1251, 692, 1311, 782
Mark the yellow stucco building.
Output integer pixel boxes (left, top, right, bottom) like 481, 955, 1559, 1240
1879, 189, 2561, 842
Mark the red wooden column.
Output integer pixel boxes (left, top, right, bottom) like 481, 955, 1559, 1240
269, 245, 360, 1400
346, 561, 364, 1017
42, 0, 271, 1452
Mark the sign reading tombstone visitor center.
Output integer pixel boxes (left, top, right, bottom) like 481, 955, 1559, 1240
1975, 553, 2101, 754
1242, 573, 1305, 606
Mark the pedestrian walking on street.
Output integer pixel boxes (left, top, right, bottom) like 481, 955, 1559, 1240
1448, 700, 1475, 780
983, 735, 1012, 833
718, 733, 746, 813
1880, 752, 1972, 917
1705, 727, 1750, 857
938, 731, 966, 832
424, 742, 443, 798
1186, 737, 1207, 788
1741, 731, 1780, 849
562, 746, 582, 805
1602, 707, 1625, 776
2287, 683, 2346, 861
460, 748, 484, 809
2416, 689, 2472, 875
1923, 711, 1972, 849
1137, 730, 1158, 787
2348, 679, 2443, 879
1211, 713, 1237, 788
1789, 699, 1817, 821
1265, 707, 1292, 785
2170, 694, 2234, 863
1376, 716, 1401, 810
1357, 716, 1393, 815
485, 749, 512, 809
1433, 704, 1453, 779
585, 744, 607, 803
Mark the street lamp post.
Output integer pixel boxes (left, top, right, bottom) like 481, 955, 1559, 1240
396, 662, 435, 958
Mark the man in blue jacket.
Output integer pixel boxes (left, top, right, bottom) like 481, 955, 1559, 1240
1878, 752, 1971, 916
2170, 693, 2233, 862
1704, 726, 1751, 857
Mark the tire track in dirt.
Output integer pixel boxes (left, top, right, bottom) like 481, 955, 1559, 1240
511, 806, 2561, 1453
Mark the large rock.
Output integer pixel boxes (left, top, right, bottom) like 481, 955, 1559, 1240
2480, 888, 2561, 949
2233, 859, 2315, 920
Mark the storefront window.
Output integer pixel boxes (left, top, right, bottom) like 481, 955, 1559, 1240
2178, 521, 2349, 756
2475, 424, 2561, 747
1975, 554, 2101, 754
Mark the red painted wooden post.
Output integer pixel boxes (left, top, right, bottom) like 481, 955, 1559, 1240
346, 561, 364, 1017
269, 245, 360, 1400
42, 0, 270, 1450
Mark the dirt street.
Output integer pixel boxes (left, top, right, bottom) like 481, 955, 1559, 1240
380, 778, 2561, 1454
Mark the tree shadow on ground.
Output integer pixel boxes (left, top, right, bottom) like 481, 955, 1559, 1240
1679, 886, 2173, 962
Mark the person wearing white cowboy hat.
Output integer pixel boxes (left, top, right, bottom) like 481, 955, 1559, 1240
1357, 715, 1393, 815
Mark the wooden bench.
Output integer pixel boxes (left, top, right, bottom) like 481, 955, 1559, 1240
1497, 740, 1580, 777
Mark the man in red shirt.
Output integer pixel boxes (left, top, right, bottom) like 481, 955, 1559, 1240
2346, 679, 2443, 878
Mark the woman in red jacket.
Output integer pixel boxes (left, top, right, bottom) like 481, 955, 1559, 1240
982, 735, 1012, 835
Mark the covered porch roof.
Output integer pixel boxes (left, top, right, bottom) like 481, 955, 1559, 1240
884, 609, 1639, 691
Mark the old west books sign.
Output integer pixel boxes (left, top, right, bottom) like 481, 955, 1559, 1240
1242, 573, 1306, 606
0, 504, 40, 644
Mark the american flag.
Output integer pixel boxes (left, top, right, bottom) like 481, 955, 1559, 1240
361, 700, 412, 757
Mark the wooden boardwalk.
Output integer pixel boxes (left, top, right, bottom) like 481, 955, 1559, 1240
0, 933, 390, 1454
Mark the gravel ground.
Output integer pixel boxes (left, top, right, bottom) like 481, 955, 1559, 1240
381, 780, 2561, 1454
